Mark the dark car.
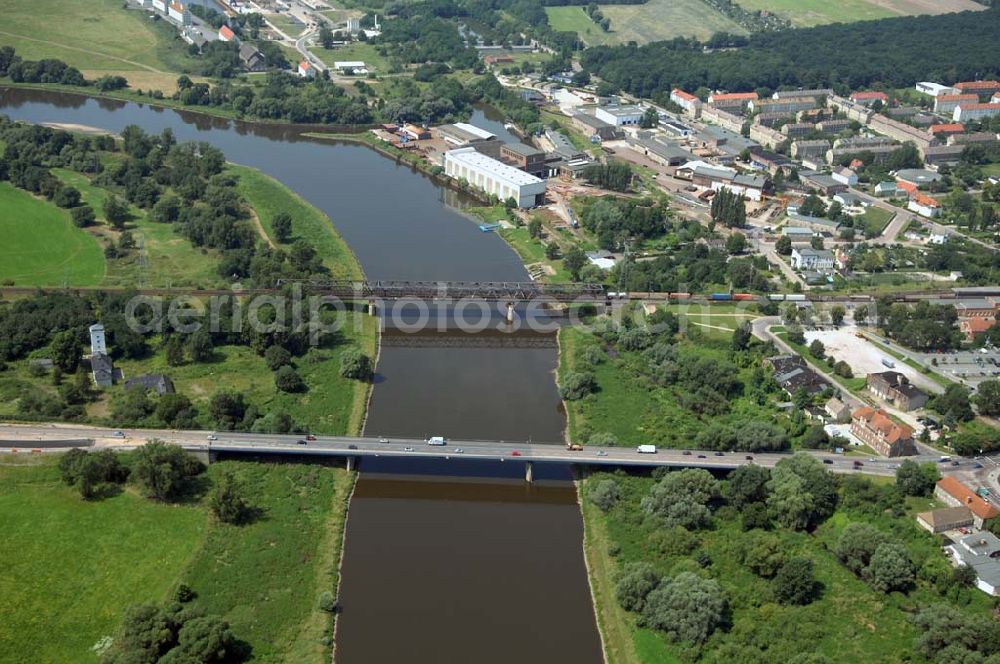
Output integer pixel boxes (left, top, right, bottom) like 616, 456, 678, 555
714, 451, 724, 457
682, 450, 692, 456
697, 454, 707, 459
973, 463, 984, 469
951, 460, 960, 466
348, 444, 358, 450
297, 440, 308, 445
822, 459, 834, 464
744, 455, 753, 461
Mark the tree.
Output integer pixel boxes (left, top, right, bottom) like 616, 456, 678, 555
775, 235, 792, 255
799, 193, 826, 217
725, 464, 770, 509
974, 379, 1000, 416
339, 347, 373, 380
528, 217, 543, 239
53, 185, 82, 208
616, 562, 660, 612
835, 522, 887, 574
71, 204, 96, 227
165, 336, 185, 367
589, 478, 619, 511
640, 107, 659, 129
272, 212, 293, 243
930, 384, 974, 422
731, 321, 752, 351
105, 603, 175, 662
58, 449, 128, 499
209, 391, 247, 430
274, 365, 306, 392
187, 329, 214, 363
801, 425, 830, 450
766, 453, 837, 530
545, 242, 560, 260
208, 470, 252, 524
563, 247, 587, 281
830, 305, 846, 326
319, 26, 335, 49
104, 194, 129, 229
710, 187, 746, 228
866, 541, 915, 593
725, 232, 747, 255
156, 393, 195, 429
264, 345, 291, 371
641, 572, 726, 644
809, 339, 825, 358
150, 194, 181, 223
641, 468, 718, 530
773, 557, 820, 605
741, 531, 785, 578
51, 330, 82, 372
895, 459, 939, 496
131, 440, 203, 501
171, 614, 239, 662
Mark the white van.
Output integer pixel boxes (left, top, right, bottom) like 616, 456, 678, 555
637, 445, 657, 454
427, 436, 447, 446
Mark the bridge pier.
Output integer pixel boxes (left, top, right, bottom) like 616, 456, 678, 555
505, 301, 514, 324
191, 449, 217, 465
525, 461, 533, 483
346, 455, 357, 472
367, 300, 376, 316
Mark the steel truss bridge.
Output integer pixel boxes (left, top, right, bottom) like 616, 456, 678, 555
276, 280, 608, 302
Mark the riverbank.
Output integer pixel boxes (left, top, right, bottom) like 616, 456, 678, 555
0, 454, 357, 663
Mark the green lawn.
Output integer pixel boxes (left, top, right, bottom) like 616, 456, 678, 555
0, 455, 354, 664
312, 42, 389, 74
232, 165, 363, 281
52, 169, 224, 288
265, 12, 307, 38
545, 7, 610, 46
862, 206, 895, 236
0, 181, 105, 286
597, 0, 746, 45
0, 456, 205, 663
0, 0, 199, 81
580, 472, 995, 664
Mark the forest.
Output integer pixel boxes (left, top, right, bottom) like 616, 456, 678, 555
581, 8, 1000, 99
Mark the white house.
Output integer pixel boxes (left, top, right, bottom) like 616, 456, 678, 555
832, 167, 858, 186
915, 82, 957, 97
670, 89, 701, 115
152, 0, 166, 12
89, 323, 107, 355
297, 60, 317, 78
595, 104, 644, 127
791, 247, 835, 272
907, 194, 941, 219
167, 1, 189, 25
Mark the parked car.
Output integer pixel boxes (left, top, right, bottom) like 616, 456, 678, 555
306, 434, 317, 441
714, 451, 724, 457
682, 450, 692, 456
296, 440, 308, 445
112, 431, 126, 438
403, 446, 414, 452
206, 434, 217, 441
822, 459, 834, 465
348, 444, 358, 450
511, 450, 522, 457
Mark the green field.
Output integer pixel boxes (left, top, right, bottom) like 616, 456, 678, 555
552, 0, 747, 46
0, 181, 105, 287
232, 165, 363, 281
861, 206, 895, 236
0, 0, 199, 89
0, 455, 353, 663
736, 0, 894, 26
580, 471, 995, 664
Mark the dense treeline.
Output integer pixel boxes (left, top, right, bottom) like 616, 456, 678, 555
581, 8, 1000, 98
580, 196, 670, 249
0, 45, 86, 87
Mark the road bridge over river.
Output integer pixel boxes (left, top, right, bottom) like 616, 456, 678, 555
0, 424, 969, 482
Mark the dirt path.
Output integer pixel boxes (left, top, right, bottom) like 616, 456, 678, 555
0, 30, 164, 73
247, 208, 277, 249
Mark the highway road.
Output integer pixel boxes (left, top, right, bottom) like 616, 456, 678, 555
0, 423, 976, 478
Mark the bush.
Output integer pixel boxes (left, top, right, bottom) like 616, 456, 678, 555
641, 572, 726, 644
174, 584, 196, 603
274, 365, 306, 393
339, 347, 373, 380
560, 371, 596, 400
773, 557, 820, 605
208, 470, 253, 524
130, 440, 203, 501
318, 591, 338, 613
588, 432, 618, 446
71, 204, 96, 227
616, 562, 660, 612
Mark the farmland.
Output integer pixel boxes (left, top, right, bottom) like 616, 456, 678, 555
738, 0, 985, 27
548, 0, 746, 46
0, 181, 105, 287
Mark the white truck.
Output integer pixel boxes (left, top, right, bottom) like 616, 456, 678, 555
426, 436, 447, 446
636, 445, 658, 454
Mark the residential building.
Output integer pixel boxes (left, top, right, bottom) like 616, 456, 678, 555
832, 167, 858, 186
827, 143, 897, 165
960, 317, 997, 341
868, 114, 934, 149
774, 88, 832, 100
595, 104, 644, 127
953, 81, 1000, 98
850, 407, 916, 457
948, 533, 1000, 596
781, 122, 815, 139
218, 25, 236, 42
89, 323, 107, 355
936, 477, 999, 530
875, 181, 905, 197
953, 103, 1000, 123
850, 91, 888, 106
929, 123, 964, 137
816, 119, 851, 134
866, 371, 928, 411
444, 147, 546, 208
749, 123, 786, 150
91, 353, 114, 388
908, 193, 941, 218
708, 91, 758, 112
922, 144, 966, 166
934, 93, 979, 115
297, 60, 316, 78
826, 94, 875, 124
790, 139, 830, 160
916, 506, 974, 534
765, 355, 830, 398
833, 191, 865, 208
755, 111, 790, 127
825, 397, 851, 423
948, 131, 1000, 146
152, 0, 166, 12
167, 1, 189, 25
791, 247, 835, 271
670, 89, 701, 115
750, 97, 818, 116
238, 43, 266, 72
125, 374, 176, 395
699, 106, 745, 134
915, 82, 957, 97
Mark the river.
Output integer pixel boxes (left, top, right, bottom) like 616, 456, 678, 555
0, 88, 602, 663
